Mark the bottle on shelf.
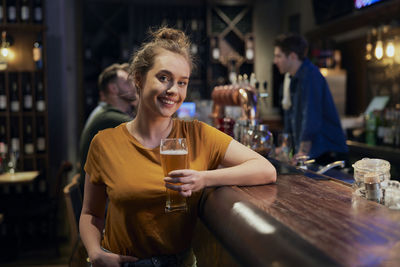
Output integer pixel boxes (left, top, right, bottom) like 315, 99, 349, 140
10, 79, 20, 113
211, 36, 220, 61
33, 34, 43, 70
10, 122, 20, 157
176, 18, 183, 30
35, 78, 45, 112
0, 1, 4, 23
37, 160, 46, 193
191, 18, 198, 32
394, 106, 400, 148
365, 111, 377, 146
228, 59, 237, 85
0, 123, 7, 174
33, 0, 42, 24
7, 0, 17, 23
383, 108, 394, 146
0, 75, 6, 111
245, 36, 254, 61
20, 0, 30, 23
24, 122, 34, 155
23, 74, 33, 111
261, 80, 269, 97
249, 72, 257, 88
36, 118, 45, 153
376, 110, 385, 145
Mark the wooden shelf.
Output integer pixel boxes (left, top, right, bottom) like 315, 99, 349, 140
0, 1, 48, 183
207, 3, 254, 90
0, 23, 46, 32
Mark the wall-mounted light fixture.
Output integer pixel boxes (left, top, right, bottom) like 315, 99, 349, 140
0, 31, 10, 70
365, 30, 373, 61
375, 28, 383, 60
367, 24, 398, 61
386, 39, 395, 58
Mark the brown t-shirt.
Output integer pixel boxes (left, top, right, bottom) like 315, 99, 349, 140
85, 119, 232, 258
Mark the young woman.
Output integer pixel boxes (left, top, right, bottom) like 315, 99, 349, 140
80, 27, 276, 267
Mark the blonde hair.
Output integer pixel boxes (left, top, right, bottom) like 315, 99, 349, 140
129, 27, 193, 89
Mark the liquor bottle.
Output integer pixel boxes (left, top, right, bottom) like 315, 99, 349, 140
383, 108, 394, 145
38, 177, 46, 193
10, 122, 19, 154
0, 1, 4, 23
176, 18, 183, 30
33, 34, 43, 69
190, 18, 199, 56
36, 119, 45, 152
0, 77, 6, 111
191, 42, 198, 55
24, 123, 34, 155
191, 18, 198, 32
365, 112, 377, 146
20, 0, 30, 23
211, 37, 220, 61
263, 81, 268, 95
36, 79, 45, 112
10, 80, 20, 112
245, 36, 255, 61
7, 0, 17, 23
376, 110, 385, 145
228, 59, 237, 85
249, 72, 257, 88
0, 124, 6, 149
0, 124, 7, 173
33, 0, 42, 24
23, 76, 33, 111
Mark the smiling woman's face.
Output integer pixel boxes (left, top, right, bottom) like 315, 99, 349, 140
138, 49, 191, 118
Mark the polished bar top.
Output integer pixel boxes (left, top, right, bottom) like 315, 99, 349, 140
199, 162, 400, 266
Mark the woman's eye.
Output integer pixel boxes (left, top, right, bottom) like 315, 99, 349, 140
178, 81, 188, 87
159, 75, 169, 82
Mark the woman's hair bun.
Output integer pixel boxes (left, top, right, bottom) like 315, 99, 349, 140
152, 27, 189, 48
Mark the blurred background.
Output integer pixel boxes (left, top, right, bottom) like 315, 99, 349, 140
1, 0, 400, 265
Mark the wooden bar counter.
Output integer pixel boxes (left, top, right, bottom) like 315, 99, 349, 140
197, 160, 400, 266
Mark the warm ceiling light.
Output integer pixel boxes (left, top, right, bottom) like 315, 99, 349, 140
386, 40, 395, 58
375, 40, 383, 60
365, 29, 373, 61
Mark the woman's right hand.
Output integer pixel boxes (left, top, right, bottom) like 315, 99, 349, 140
89, 249, 138, 267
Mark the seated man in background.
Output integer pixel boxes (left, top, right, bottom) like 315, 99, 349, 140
79, 63, 138, 193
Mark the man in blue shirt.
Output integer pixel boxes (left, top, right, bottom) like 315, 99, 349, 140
273, 34, 348, 165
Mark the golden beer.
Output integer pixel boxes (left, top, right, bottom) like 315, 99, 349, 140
160, 138, 188, 213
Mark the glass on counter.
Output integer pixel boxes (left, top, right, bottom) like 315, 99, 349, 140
352, 158, 391, 204
275, 133, 292, 163
250, 124, 274, 157
382, 180, 400, 210
352, 158, 390, 190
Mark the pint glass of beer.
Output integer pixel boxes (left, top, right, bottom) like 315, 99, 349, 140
160, 138, 188, 213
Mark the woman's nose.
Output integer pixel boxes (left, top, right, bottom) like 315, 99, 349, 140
166, 82, 179, 94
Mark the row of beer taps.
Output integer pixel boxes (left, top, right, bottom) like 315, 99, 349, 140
210, 73, 269, 125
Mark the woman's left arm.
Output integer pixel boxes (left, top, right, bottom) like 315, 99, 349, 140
165, 139, 276, 197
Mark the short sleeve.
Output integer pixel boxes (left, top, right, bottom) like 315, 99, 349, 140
198, 121, 233, 170
84, 134, 104, 185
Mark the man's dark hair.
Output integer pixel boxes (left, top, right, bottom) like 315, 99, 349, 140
274, 33, 308, 60
98, 64, 124, 93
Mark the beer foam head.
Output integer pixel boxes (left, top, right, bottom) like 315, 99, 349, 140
160, 149, 188, 155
